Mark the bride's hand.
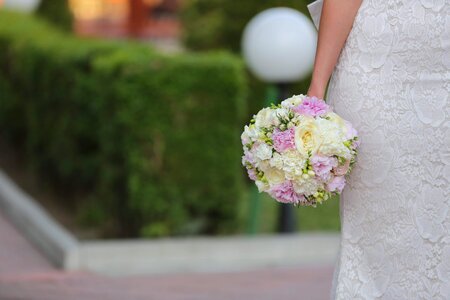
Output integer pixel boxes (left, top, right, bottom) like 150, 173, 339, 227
307, 82, 325, 99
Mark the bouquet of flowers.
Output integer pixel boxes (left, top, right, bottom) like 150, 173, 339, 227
241, 94, 360, 207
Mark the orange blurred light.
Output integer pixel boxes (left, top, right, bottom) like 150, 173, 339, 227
69, 0, 129, 22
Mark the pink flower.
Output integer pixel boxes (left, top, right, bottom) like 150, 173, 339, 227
293, 96, 330, 117
311, 154, 338, 182
272, 127, 296, 153
269, 181, 305, 204
326, 176, 346, 193
352, 139, 361, 149
344, 120, 358, 140
247, 168, 258, 181
242, 150, 255, 165
333, 159, 351, 176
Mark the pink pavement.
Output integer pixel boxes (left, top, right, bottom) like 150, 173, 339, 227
0, 213, 334, 300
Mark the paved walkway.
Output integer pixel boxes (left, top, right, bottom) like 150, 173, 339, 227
0, 213, 335, 300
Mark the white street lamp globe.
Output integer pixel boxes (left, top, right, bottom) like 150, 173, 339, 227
3, 0, 41, 13
242, 7, 317, 83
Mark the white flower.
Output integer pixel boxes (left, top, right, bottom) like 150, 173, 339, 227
320, 142, 351, 159
280, 150, 307, 180
274, 107, 290, 122
269, 152, 284, 169
241, 129, 250, 145
254, 143, 273, 161
315, 118, 351, 158
281, 94, 305, 108
326, 112, 346, 130
294, 117, 322, 156
293, 177, 322, 196
262, 166, 285, 185
243, 124, 261, 142
316, 117, 344, 139
255, 108, 279, 128
255, 180, 269, 192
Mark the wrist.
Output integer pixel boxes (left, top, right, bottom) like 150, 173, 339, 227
307, 82, 326, 99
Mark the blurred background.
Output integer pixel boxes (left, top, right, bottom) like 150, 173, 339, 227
0, 0, 340, 298
0, 0, 339, 241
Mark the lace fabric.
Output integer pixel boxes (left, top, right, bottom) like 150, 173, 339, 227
326, 0, 450, 299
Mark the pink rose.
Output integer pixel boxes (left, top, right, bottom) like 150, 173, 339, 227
326, 176, 346, 193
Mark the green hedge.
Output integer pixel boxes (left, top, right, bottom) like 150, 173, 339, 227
0, 11, 247, 237
180, 0, 313, 121
36, 0, 73, 32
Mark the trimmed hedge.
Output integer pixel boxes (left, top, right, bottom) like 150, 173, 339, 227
0, 11, 247, 237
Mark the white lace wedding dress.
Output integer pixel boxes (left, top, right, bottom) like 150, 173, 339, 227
324, 0, 450, 299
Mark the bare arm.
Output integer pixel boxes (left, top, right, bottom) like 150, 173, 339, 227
307, 0, 362, 99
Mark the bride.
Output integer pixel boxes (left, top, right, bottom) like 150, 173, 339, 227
307, 0, 450, 299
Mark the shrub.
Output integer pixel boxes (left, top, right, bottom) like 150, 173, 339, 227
36, 0, 73, 32
0, 11, 247, 237
180, 0, 313, 122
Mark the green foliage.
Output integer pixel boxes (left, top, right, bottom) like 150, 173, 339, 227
0, 11, 247, 238
180, 2, 340, 233
180, 0, 314, 124
36, 0, 73, 31
180, 0, 312, 52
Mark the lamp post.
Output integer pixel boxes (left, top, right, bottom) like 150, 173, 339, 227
3, 0, 40, 12
242, 7, 317, 233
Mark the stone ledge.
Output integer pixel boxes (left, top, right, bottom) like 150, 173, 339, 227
0, 168, 340, 276
79, 233, 340, 276
0, 170, 79, 269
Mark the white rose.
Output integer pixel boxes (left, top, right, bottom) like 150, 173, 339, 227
294, 117, 322, 156
327, 112, 346, 131
316, 118, 346, 142
254, 143, 273, 161
315, 118, 351, 158
262, 166, 285, 185
255, 108, 279, 128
